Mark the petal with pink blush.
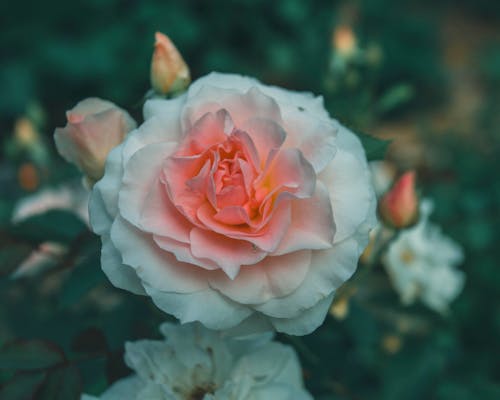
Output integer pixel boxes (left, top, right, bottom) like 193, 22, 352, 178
254, 237, 359, 319
297, 119, 337, 173
189, 228, 267, 279
272, 181, 335, 256
119, 141, 177, 229
208, 250, 311, 305
140, 178, 192, 243
196, 200, 291, 253
152, 235, 219, 270
183, 85, 283, 129
239, 118, 287, 167
176, 110, 230, 156
263, 148, 316, 199
110, 216, 209, 293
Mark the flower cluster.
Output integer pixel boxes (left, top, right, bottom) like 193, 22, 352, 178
82, 322, 312, 400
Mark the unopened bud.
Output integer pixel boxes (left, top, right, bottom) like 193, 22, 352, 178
150, 32, 190, 95
54, 98, 136, 186
379, 171, 419, 229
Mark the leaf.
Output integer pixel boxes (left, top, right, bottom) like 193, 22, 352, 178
0, 244, 33, 277
59, 252, 105, 307
9, 210, 87, 245
376, 84, 415, 114
0, 340, 65, 371
0, 371, 46, 400
72, 328, 108, 355
357, 132, 391, 161
36, 365, 82, 400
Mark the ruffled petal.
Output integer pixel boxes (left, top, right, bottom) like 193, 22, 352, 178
208, 250, 311, 305
273, 181, 335, 255
110, 216, 208, 293
143, 283, 252, 330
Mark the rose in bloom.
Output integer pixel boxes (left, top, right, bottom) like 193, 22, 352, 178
54, 98, 136, 186
384, 200, 465, 313
90, 73, 376, 335
81, 322, 312, 400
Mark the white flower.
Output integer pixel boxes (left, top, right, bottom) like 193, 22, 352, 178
384, 200, 465, 313
89, 72, 377, 335
12, 183, 90, 225
11, 183, 89, 278
81, 322, 312, 400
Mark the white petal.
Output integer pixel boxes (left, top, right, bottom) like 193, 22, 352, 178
269, 292, 335, 335
143, 283, 252, 330
101, 234, 145, 295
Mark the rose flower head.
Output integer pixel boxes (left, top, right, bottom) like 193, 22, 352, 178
90, 73, 377, 335
81, 322, 313, 400
151, 32, 191, 95
54, 98, 136, 186
379, 170, 418, 229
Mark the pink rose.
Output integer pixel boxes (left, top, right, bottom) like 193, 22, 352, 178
90, 73, 376, 335
54, 98, 137, 186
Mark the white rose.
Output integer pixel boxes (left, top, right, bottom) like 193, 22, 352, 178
90, 72, 377, 335
81, 322, 312, 400
384, 200, 465, 313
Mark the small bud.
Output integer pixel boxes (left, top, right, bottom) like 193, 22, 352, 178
379, 171, 419, 229
54, 98, 136, 186
150, 32, 190, 95
332, 25, 357, 57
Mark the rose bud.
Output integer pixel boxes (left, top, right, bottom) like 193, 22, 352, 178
54, 98, 136, 186
150, 32, 191, 95
379, 171, 419, 228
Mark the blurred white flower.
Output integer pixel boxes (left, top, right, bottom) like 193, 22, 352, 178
383, 200, 465, 313
12, 183, 89, 225
81, 322, 312, 400
10, 183, 89, 278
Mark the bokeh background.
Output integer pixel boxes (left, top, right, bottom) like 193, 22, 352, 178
1, 0, 499, 399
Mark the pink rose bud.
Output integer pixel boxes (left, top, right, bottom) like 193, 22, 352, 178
54, 98, 136, 186
150, 32, 191, 95
379, 171, 419, 228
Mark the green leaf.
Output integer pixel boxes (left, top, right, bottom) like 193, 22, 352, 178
357, 132, 391, 161
0, 371, 46, 400
59, 252, 105, 307
376, 84, 415, 114
36, 365, 82, 400
0, 244, 33, 277
71, 328, 108, 355
9, 210, 87, 245
0, 340, 65, 371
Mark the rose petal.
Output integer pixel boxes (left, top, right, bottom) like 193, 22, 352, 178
208, 250, 311, 305
269, 292, 335, 335
190, 228, 268, 279
143, 283, 252, 330
101, 234, 146, 295
153, 235, 219, 271
254, 237, 360, 318
320, 147, 374, 243
272, 181, 335, 256
119, 141, 177, 228
110, 216, 209, 293
140, 178, 193, 244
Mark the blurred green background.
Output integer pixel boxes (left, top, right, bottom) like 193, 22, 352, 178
0, 0, 499, 399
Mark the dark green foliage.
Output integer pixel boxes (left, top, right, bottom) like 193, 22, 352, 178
0, 0, 498, 399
